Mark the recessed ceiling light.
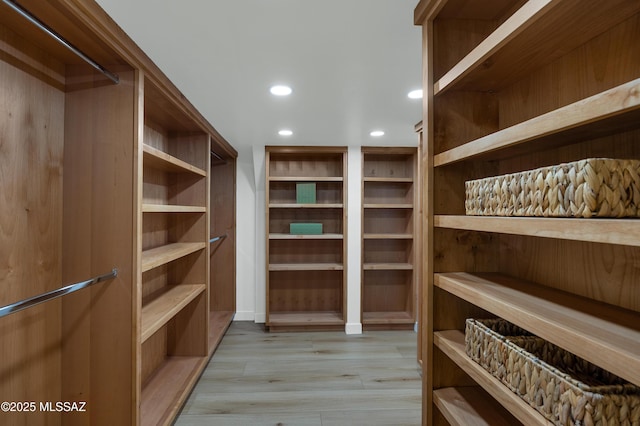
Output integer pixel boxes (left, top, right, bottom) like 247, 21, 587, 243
270, 85, 292, 96
408, 89, 423, 99
278, 129, 293, 136
370, 130, 385, 137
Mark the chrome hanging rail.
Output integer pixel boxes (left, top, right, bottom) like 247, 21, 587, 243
211, 150, 228, 165
210, 234, 227, 244
2, 0, 120, 84
0, 269, 118, 319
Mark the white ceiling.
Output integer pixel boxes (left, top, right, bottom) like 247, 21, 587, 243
96, 0, 423, 158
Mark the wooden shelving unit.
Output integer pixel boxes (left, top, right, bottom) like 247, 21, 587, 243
415, 0, 640, 424
0, 1, 237, 425
361, 147, 419, 330
433, 387, 520, 426
141, 284, 206, 342
265, 147, 347, 331
139, 79, 211, 426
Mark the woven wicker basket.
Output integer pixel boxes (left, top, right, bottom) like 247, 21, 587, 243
465, 318, 640, 425
465, 158, 640, 217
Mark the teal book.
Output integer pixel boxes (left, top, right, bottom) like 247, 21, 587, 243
290, 223, 323, 235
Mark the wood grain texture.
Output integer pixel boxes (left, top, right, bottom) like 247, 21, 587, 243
269, 263, 344, 271
141, 356, 208, 426
435, 78, 640, 166
141, 284, 205, 342
499, 235, 640, 311
363, 270, 413, 313
440, 0, 640, 93
61, 67, 137, 426
364, 181, 413, 204
270, 239, 342, 264
143, 144, 206, 176
141, 243, 206, 272
268, 271, 343, 316
208, 310, 233, 353
435, 331, 551, 425
139, 100, 212, 424
362, 151, 414, 179
435, 0, 555, 93
269, 180, 343, 204
142, 204, 206, 213
265, 148, 347, 329
210, 160, 236, 312
2, 2, 237, 425
419, 0, 640, 419
433, 387, 522, 426
498, 13, 640, 129
436, 272, 640, 386
435, 215, 640, 247
0, 46, 64, 426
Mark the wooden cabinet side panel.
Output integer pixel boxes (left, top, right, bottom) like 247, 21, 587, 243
0, 50, 64, 426
210, 160, 236, 312
61, 68, 136, 426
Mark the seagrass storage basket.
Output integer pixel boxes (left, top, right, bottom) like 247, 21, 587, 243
465, 318, 640, 425
465, 158, 640, 217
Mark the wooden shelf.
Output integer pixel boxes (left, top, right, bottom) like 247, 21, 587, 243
209, 311, 234, 355
268, 263, 344, 271
269, 233, 343, 240
434, 0, 640, 94
434, 0, 555, 94
435, 272, 640, 386
434, 215, 640, 247
363, 263, 413, 270
363, 233, 413, 239
268, 176, 343, 182
363, 311, 413, 324
434, 79, 640, 166
435, 330, 550, 426
142, 204, 206, 213
268, 203, 343, 209
143, 144, 206, 176
434, 386, 524, 426
268, 311, 343, 326
141, 242, 206, 272
364, 177, 413, 183
140, 355, 207, 426
141, 284, 205, 343
364, 204, 413, 209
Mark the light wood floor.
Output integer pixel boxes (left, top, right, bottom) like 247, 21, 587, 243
175, 321, 422, 426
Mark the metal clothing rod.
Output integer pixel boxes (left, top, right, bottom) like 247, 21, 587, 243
0, 269, 118, 319
210, 234, 227, 244
210, 151, 224, 161
2, 0, 120, 84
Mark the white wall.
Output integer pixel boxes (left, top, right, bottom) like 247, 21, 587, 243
234, 154, 257, 321
345, 147, 363, 334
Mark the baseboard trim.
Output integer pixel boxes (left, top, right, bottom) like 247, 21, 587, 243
345, 322, 363, 335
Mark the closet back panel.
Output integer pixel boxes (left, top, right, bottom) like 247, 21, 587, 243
210, 161, 236, 312
61, 68, 136, 425
0, 48, 64, 423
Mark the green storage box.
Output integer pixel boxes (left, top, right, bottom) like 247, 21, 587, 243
296, 182, 316, 204
290, 223, 323, 235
